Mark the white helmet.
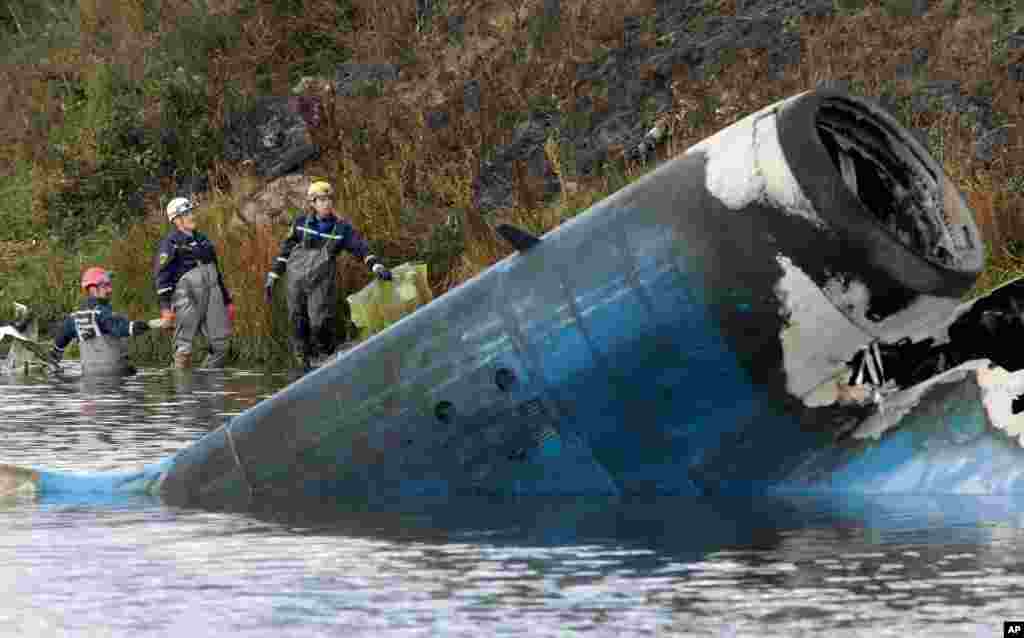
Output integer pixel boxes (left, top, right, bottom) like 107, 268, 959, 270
166, 197, 195, 222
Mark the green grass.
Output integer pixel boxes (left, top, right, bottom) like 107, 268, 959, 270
3, 0, 1024, 371
0, 160, 38, 242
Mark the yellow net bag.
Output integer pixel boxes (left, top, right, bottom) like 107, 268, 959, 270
347, 262, 432, 339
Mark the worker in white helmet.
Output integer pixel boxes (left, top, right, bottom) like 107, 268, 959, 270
154, 197, 235, 369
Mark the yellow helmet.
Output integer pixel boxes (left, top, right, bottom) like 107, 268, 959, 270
307, 180, 333, 201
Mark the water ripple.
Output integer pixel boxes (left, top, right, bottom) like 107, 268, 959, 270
1, 370, 1024, 635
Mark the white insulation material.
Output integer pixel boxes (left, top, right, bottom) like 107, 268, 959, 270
976, 365, 1024, 447
833, 283, 964, 345
685, 93, 820, 227
774, 255, 872, 404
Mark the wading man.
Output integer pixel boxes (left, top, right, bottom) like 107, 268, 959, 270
264, 180, 392, 370
49, 267, 153, 376
154, 197, 235, 369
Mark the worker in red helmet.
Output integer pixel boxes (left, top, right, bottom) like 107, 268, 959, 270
48, 267, 154, 376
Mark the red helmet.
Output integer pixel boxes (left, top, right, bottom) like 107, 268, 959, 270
81, 267, 112, 292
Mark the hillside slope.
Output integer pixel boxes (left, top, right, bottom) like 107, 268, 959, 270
1, 0, 1022, 365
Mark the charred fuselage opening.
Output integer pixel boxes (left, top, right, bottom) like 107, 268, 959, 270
814, 97, 976, 271
845, 278, 1024, 393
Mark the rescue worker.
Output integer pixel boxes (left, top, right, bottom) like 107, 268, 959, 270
48, 267, 152, 376
264, 180, 392, 369
154, 197, 235, 369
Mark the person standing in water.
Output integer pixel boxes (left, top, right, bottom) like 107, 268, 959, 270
154, 197, 235, 369
49, 267, 153, 376
264, 180, 392, 370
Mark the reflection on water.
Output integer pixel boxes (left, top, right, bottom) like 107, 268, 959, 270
0, 365, 287, 472
0, 368, 1022, 636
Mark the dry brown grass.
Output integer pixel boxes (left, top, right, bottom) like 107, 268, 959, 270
204, 0, 1024, 291
4, 0, 1024, 351
652, 1, 1024, 253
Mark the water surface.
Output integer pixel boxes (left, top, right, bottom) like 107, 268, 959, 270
1, 367, 1021, 636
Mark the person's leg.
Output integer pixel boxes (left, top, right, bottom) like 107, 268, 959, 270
172, 280, 201, 369
286, 267, 313, 366
308, 263, 339, 363
198, 265, 232, 369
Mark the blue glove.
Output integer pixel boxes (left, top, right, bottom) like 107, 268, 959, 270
372, 263, 393, 281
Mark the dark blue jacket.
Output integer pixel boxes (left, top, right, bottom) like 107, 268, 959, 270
154, 230, 232, 311
269, 213, 374, 277
53, 297, 140, 353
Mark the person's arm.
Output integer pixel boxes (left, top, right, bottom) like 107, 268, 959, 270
154, 235, 178, 312
265, 217, 303, 302
204, 238, 232, 307
217, 265, 232, 307
96, 308, 150, 338
331, 218, 370, 260
268, 216, 303, 281
334, 219, 391, 280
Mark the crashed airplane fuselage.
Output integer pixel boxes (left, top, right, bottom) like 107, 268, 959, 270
10, 87, 1024, 505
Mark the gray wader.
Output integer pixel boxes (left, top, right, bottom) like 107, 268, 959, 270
73, 310, 135, 376
172, 262, 232, 369
285, 246, 338, 361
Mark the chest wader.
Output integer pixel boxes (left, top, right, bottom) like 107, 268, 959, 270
172, 262, 232, 369
285, 244, 339, 363
73, 310, 134, 376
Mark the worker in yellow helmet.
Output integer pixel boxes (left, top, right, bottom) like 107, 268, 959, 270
264, 180, 392, 370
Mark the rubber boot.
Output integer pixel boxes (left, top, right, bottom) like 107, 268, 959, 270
173, 351, 193, 370
289, 335, 311, 369
313, 323, 337, 368
291, 343, 313, 372
201, 346, 229, 369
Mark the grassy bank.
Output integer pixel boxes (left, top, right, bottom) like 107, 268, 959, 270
1, 0, 1023, 367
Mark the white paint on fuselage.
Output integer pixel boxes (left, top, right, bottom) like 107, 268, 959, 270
687, 92, 965, 346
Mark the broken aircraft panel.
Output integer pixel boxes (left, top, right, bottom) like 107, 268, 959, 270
10, 86, 1024, 504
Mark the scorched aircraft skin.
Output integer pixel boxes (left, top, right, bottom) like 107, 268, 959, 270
7, 87, 1021, 505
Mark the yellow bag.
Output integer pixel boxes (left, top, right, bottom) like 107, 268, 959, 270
347, 262, 432, 339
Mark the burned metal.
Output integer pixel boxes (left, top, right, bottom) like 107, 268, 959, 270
14, 87, 1024, 504
815, 96, 974, 271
